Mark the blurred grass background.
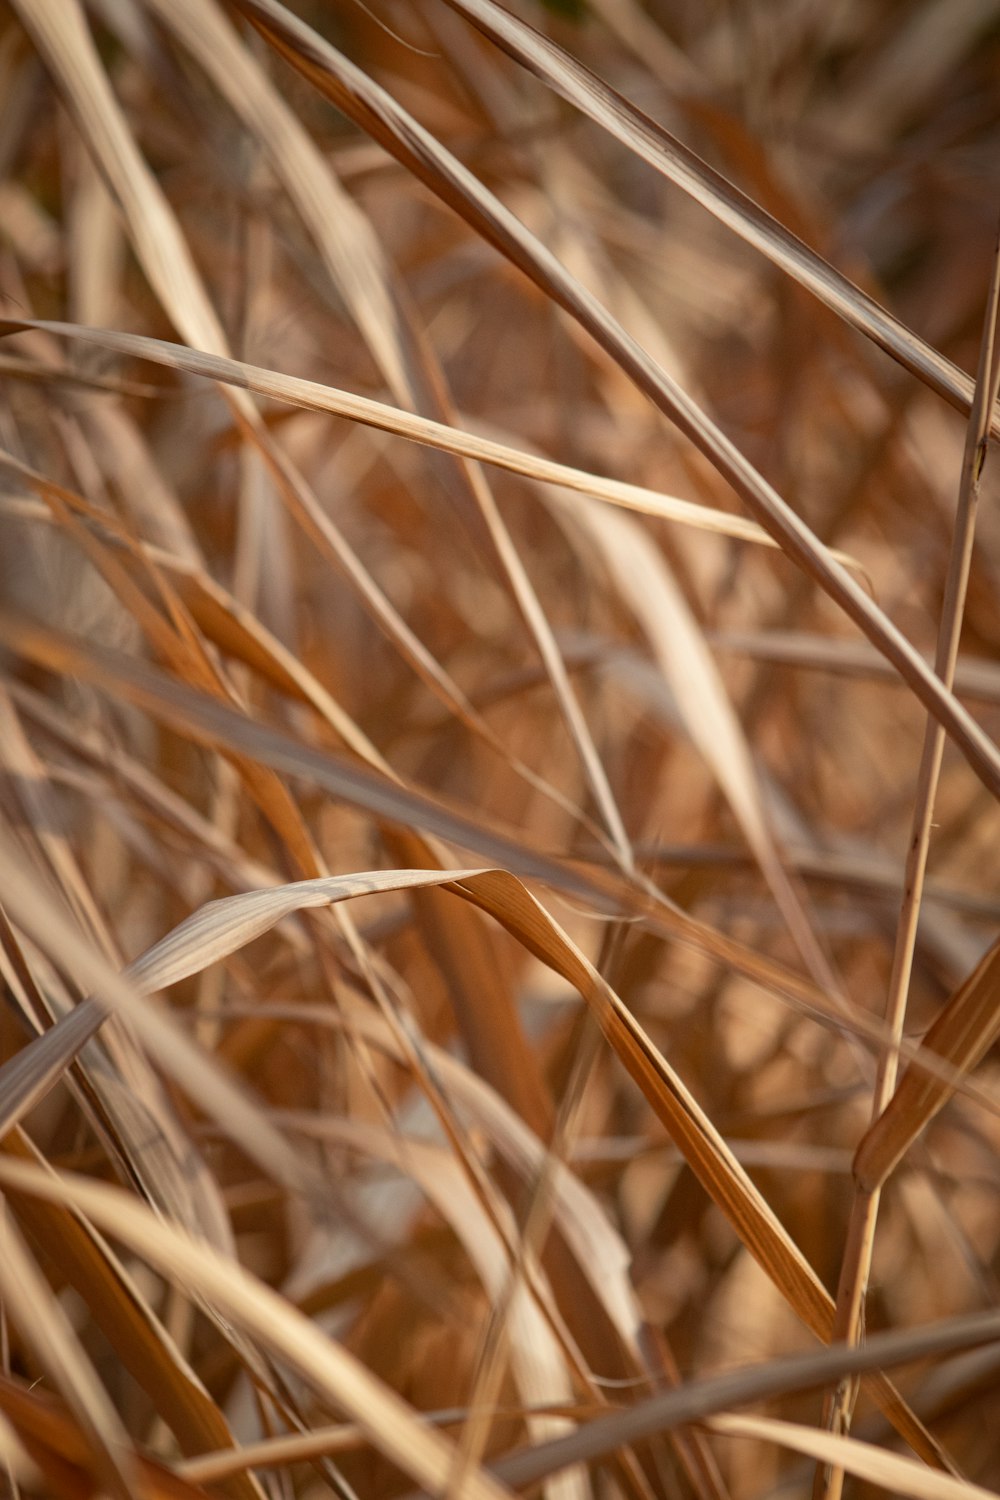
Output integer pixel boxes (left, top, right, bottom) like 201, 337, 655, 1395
1, 1, 1000, 1497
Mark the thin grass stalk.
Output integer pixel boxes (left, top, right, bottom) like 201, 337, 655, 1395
815, 223, 1000, 1500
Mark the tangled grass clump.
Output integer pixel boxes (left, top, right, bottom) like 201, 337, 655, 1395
1, 2, 1000, 1498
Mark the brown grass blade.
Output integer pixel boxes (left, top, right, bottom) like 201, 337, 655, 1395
814, 209, 1000, 1500
0, 1373, 213, 1500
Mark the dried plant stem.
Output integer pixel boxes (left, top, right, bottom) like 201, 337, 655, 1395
815, 223, 1000, 1500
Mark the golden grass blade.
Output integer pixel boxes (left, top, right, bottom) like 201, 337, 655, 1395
126, 869, 488, 995
854, 933, 1000, 1193
439, 0, 999, 440
1, 1130, 264, 1500
0, 1159, 515, 1500
0, 318, 788, 551
707, 1415, 992, 1500
186, 6, 1000, 802
0, 1208, 138, 1500
7, 0, 228, 355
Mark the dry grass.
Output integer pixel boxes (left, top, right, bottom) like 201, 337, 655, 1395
1, 2, 1000, 1497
